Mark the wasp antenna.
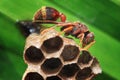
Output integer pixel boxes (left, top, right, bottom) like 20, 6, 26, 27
83, 41, 96, 50
33, 20, 63, 24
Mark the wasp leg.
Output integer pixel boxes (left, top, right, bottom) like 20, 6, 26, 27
57, 22, 79, 26
40, 23, 60, 35
77, 33, 84, 45
81, 41, 96, 50
40, 24, 72, 35
41, 22, 69, 35
40, 26, 57, 35
33, 20, 63, 24
40, 28, 51, 35
57, 26, 73, 36
77, 33, 84, 47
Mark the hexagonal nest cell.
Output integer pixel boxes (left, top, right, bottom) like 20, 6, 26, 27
41, 36, 63, 53
60, 45, 80, 62
75, 67, 93, 80
41, 58, 62, 74
58, 63, 79, 78
24, 46, 45, 64
22, 28, 101, 80
24, 72, 44, 80
46, 76, 61, 80
78, 50, 92, 64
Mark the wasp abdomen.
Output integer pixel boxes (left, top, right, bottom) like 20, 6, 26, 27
34, 7, 60, 21
46, 7, 59, 20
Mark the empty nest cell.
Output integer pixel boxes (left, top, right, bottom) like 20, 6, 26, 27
75, 67, 93, 80
24, 72, 44, 80
78, 50, 92, 64
41, 36, 63, 53
60, 45, 80, 61
58, 63, 79, 78
24, 46, 45, 63
46, 76, 61, 80
41, 58, 62, 74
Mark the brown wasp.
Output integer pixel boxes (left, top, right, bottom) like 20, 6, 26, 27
17, 6, 66, 37
17, 6, 95, 49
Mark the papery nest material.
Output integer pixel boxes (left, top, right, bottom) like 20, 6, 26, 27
22, 28, 102, 80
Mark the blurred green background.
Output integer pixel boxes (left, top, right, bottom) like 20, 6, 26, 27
0, 0, 120, 80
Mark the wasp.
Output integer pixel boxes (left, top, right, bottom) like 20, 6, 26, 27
17, 6, 95, 49
17, 6, 66, 37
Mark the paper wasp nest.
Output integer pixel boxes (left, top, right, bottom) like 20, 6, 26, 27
22, 28, 101, 80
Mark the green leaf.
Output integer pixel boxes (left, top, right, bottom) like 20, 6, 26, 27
0, 49, 26, 80
0, 13, 25, 55
0, 0, 120, 80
